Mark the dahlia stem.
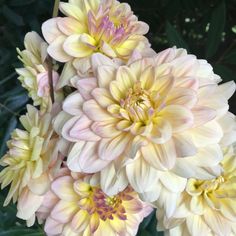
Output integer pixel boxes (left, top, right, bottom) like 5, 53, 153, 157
47, 0, 60, 104
52, 0, 60, 17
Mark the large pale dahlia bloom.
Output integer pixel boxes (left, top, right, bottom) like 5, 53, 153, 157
60, 47, 236, 198
37, 170, 152, 236
158, 145, 236, 236
42, 0, 151, 65
0, 105, 61, 225
16, 32, 60, 110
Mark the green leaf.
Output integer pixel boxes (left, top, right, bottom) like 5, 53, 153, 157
205, 1, 226, 58
138, 229, 152, 236
0, 116, 17, 157
165, 21, 189, 50
2, 5, 24, 26
0, 228, 45, 236
223, 49, 236, 65
9, 0, 35, 6
214, 64, 235, 82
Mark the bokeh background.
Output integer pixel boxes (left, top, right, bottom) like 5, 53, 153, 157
0, 0, 235, 235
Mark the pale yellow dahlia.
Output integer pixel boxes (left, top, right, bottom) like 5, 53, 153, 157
59, 47, 236, 201
37, 170, 153, 236
157, 144, 236, 236
0, 105, 62, 225
16, 32, 60, 110
42, 0, 152, 65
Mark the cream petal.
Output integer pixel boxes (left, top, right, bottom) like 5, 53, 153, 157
204, 211, 231, 236
57, 17, 86, 35
67, 141, 109, 173
47, 35, 72, 62
59, 2, 86, 22
142, 140, 177, 170
173, 133, 197, 157
63, 92, 84, 116
100, 41, 117, 57
17, 188, 44, 220
191, 120, 223, 147
98, 134, 131, 161
190, 196, 205, 215
159, 171, 187, 193
71, 210, 90, 232
69, 115, 101, 141
173, 145, 223, 179
158, 189, 179, 218
140, 65, 155, 90
42, 18, 62, 43
51, 200, 78, 224
51, 176, 78, 201
126, 155, 159, 193
44, 217, 63, 235
216, 80, 236, 100
186, 215, 211, 236
57, 62, 76, 89
159, 105, 194, 132
63, 34, 95, 58
83, 99, 113, 121
147, 118, 172, 144
110, 80, 125, 101
92, 88, 115, 108
116, 66, 136, 93
171, 55, 197, 77
166, 87, 197, 108
192, 106, 216, 127
97, 65, 117, 88
91, 53, 116, 72
28, 173, 50, 195
77, 78, 97, 100
100, 163, 128, 196
91, 121, 120, 138
109, 216, 126, 235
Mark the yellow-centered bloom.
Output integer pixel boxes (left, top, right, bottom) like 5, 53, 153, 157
42, 0, 151, 64
58, 47, 236, 200
16, 32, 60, 110
0, 105, 60, 225
158, 145, 236, 236
37, 171, 153, 236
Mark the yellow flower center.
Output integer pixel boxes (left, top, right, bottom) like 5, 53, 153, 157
120, 82, 154, 123
77, 185, 135, 221
189, 176, 225, 196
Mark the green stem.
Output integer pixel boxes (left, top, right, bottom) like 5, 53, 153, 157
53, 0, 60, 18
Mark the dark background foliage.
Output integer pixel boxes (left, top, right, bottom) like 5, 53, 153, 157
0, 0, 235, 235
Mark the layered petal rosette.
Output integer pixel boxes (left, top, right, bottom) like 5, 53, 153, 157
37, 170, 152, 236
61, 47, 236, 200
16, 32, 61, 110
158, 145, 236, 236
42, 0, 151, 65
0, 105, 62, 225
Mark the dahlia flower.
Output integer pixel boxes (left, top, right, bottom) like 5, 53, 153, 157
60, 47, 236, 200
37, 170, 153, 236
16, 32, 60, 110
158, 144, 236, 236
42, 0, 151, 65
0, 105, 61, 225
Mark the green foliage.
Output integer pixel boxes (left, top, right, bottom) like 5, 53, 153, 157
0, 0, 236, 235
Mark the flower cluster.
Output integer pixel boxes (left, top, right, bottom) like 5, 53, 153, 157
1, 0, 236, 235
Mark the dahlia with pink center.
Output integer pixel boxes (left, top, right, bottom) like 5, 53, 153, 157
59, 47, 236, 200
37, 171, 152, 236
42, 0, 152, 64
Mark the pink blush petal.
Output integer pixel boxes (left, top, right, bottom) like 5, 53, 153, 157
77, 77, 97, 100
44, 217, 63, 235
51, 176, 78, 201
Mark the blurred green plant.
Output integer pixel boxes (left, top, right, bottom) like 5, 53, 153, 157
0, 0, 236, 235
